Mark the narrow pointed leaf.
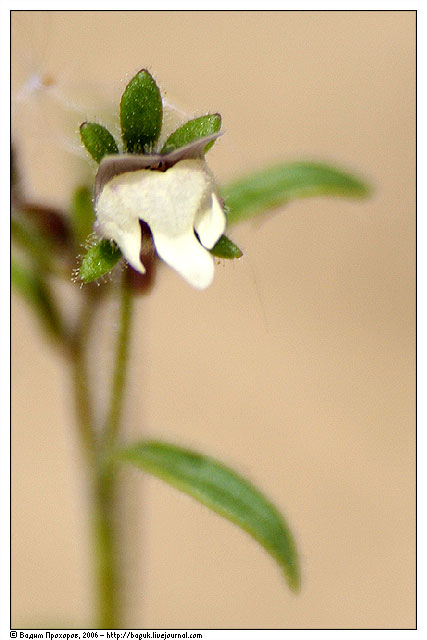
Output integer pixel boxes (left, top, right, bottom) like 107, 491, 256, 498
210, 234, 243, 259
221, 162, 371, 225
161, 114, 222, 154
117, 440, 300, 591
78, 238, 122, 283
71, 186, 96, 245
120, 69, 163, 153
80, 122, 119, 164
11, 259, 63, 338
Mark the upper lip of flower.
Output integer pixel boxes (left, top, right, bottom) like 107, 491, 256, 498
94, 132, 223, 205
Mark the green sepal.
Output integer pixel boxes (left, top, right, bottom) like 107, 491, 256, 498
221, 162, 371, 226
78, 238, 122, 283
120, 69, 163, 153
71, 186, 96, 246
115, 440, 300, 592
80, 122, 119, 164
161, 114, 222, 154
210, 234, 243, 259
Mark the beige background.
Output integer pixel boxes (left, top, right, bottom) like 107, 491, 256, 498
11, 11, 415, 629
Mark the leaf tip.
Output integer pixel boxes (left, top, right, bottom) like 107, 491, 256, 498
357, 178, 373, 198
286, 563, 301, 593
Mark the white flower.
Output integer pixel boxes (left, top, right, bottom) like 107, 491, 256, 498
94, 149, 226, 289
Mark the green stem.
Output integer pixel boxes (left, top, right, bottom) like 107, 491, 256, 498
69, 274, 133, 628
94, 272, 133, 628
93, 463, 119, 629
103, 272, 133, 449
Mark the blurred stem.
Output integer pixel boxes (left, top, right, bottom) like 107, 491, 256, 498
69, 289, 99, 462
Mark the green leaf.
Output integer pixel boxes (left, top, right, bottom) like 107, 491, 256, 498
161, 114, 222, 154
71, 186, 96, 245
221, 162, 371, 225
210, 234, 243, 259
80, 122, 119, 164
78, 238, 122, 283
11, 258, 63, 338
117, 440, 300, 591
120, 69, 163, 153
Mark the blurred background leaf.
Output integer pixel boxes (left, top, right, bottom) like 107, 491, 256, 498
11, 258, 63, 339
71, 185, 96, 246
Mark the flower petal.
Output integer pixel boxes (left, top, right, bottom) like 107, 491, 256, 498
95, 158, 223, 288
194, 192, 226, 249
152, 231, 215, 289
94, 216, 146, 274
